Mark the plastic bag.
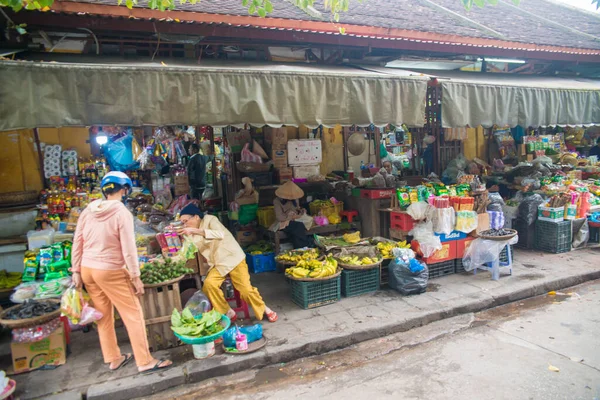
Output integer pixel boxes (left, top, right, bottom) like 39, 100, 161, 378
12, 317, 62, 343
223, 324, 263, 348
60, 286, 103, 325
502, 205, 518, 229
432, 208, 455, 235
179, 237, 199, 261
572, 218, 589, 249
407, 201, 432, 221
455, 211, 478, 233
462, 236, 518, 272
517, 193, 545, 226
409, 221, 442, 258
388, 258, 428, 295
184, 291, 212, 317
104, 130, 140, 172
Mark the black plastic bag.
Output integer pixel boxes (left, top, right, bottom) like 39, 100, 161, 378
388, 259, 428, 296
517, 193, 545, 226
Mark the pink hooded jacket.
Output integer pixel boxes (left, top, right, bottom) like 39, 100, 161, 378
71, 199, 140, 277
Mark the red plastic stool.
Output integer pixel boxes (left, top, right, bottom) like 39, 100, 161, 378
223, 278, 250, 320
340, 210, 358, 223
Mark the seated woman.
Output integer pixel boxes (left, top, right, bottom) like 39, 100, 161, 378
176, 203, 277, 323
273, 181, 312, 249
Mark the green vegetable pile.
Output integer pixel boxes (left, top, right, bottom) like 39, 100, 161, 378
245, 240, 274, 254
171, 308, 224, 338
140, 258, 193, 285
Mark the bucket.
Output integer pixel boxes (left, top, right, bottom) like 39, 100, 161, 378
192, 342, 215, 359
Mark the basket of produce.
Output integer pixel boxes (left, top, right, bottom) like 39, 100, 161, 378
141, 258, 195, 287
337, 255, 382, 270
0, 270, 22, 290
375, 240, 411, 259
314, 231, 369, 250
0, 299, 61, 329
479, 228, 518, 241
285, 256, 341, 281
171, 308, 230, 345
276, 248, 321, 266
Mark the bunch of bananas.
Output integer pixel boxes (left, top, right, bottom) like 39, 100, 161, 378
377, 240, 411, 258
286, 256, 338, 279
276, 248, 320, 263
338, 255, 379, 266
343, 231, 361, 244
0, 270, 22, 289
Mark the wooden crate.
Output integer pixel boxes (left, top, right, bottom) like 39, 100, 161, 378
140, 278, 183, 352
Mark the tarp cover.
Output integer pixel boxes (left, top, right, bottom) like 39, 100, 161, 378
439, 71, 600, 128
0, 60, 429, 131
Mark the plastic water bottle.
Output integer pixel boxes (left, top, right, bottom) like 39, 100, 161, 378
360, 161, 365, 170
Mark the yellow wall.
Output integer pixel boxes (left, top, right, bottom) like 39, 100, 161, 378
0, 127, 91, 194
464, 126, 486, 161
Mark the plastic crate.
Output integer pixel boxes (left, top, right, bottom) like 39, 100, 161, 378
589, 226, 600, 244
390, 211, 415, 231
341, 268, 380, 297
455, 258, 466, 274
380, 259, 391, 286
535, 220, 572, 254
238, 204, 258, 225
514, 219, 535, 250
427, 260, 455, 279
246, 252, 276, 274
257, 206, 276, 228
309, 201, 344, 216
290, 276, 341, 309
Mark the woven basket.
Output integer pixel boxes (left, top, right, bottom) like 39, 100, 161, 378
0, 299, 61, 329
339, 261, 382, 271
479, 229, 517, 241
285, 268, 342, 282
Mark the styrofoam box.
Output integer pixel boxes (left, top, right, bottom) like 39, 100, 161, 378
287, 139, 322, 166
293, 165, 320, 179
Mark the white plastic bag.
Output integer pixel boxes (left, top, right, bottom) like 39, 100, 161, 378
432, 208, 455, 235
409, 221, 442, 258
407, 201, 432, 221
462, 236, 518, 272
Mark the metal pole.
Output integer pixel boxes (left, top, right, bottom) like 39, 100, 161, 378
33, 128, 46, 189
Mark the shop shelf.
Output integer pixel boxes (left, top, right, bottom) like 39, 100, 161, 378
246, 252, 276, 274
341, 268, 380, 298
390, 211, 415, 231
514, 219, 535, 250
427, 260, 455, 279
535, 220, 572, 254
257, 206, 276, 228
290, 276, 341, 309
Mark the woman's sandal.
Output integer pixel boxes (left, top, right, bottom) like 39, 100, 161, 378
266, 310, 278, 323
110, 353, 133, 371
140, 359, 172, 375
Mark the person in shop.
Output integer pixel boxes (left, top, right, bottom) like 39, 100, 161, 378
273, 181, 313, 249
187, 141, 214, 200
71, 171, 172, 374
589, 137, 600, 158
176, 203, 278, 323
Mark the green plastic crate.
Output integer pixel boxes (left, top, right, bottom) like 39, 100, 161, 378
290, 276, 341, 309
238, 204, 258, 225
341, 268, 380, 298
535, 220, 572, 254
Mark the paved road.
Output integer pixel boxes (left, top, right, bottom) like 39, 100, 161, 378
142, 280, 600, 400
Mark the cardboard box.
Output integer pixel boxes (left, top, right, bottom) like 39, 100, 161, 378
271, 149, 288, 169
537, 205, 565, 222
287, 139, 322, 166
435, 231, 468, 242
236, 230, 257, 246
412, 240, 456, 264
275, 167, 293, 184
293, 165, 320, 179
12, 325, 66, 374
470, 213, 490, 237
173, 175, 189, 196
225, 130, 252, 153
264, 127, 287, 150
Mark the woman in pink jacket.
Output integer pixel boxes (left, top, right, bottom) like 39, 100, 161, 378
71, 172, 172, 374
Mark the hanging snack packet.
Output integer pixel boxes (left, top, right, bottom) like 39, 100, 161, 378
63, 241, 73, 261
409, 188, 419, 204
396, 189, 411, 208
47, 259, 71, 273
38, 246, 53, 278
417, 186, 430, 202
23, 251, 39, 282
51, 242, 64, 263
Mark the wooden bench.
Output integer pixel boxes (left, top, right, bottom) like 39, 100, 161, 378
260, 222, 361, 254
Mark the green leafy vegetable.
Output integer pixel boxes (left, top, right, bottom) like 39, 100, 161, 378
170, 308, 224, 338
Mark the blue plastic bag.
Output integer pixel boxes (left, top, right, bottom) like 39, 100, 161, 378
104, 130, 139, 171
223, 324, 263, 348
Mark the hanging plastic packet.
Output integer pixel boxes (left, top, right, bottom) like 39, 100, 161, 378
63, 241, 73, 261
23, 251, 39, 282
38, 247, 53, 278
51, 242, 64, 263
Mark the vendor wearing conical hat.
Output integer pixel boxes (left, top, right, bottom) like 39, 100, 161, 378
274, 181, 313, 249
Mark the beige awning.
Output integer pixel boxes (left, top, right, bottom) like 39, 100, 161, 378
438, 71, 600, 128
0, 59, 429, 131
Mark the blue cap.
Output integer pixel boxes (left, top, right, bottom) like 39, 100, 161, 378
180, 203, 203, 217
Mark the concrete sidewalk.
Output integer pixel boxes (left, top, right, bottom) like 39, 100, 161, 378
2, 247, 599, 400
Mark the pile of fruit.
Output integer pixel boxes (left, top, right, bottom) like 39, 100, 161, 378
276, 248, 320, 264
0, 270, 22, 289
245, 241, 274, 255
338, 255, 380, 266
342, 231, 361, 244
140, 258, 194, 285
285, 256, 338, 279
376, 241, 411, 259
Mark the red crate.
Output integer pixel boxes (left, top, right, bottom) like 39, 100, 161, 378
455, 237, 475, 259
411, 240, 456, 264
360, 189, 394, 199
390, 211, 415, 231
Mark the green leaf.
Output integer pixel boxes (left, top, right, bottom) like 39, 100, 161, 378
257, 6, 266, 17
171, 309, 183, 328
461, 0, 473, 10
125, 0, 133, 9
242, 0, 248, 6
486, 0, 498, 5
15, 25, 27, 34
473, 0, 485, 7
265, 0, 273, 13
512, 0, 520, 4
248, 3, 256, 14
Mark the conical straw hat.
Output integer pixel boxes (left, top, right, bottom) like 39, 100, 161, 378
275, 181, 304, 200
